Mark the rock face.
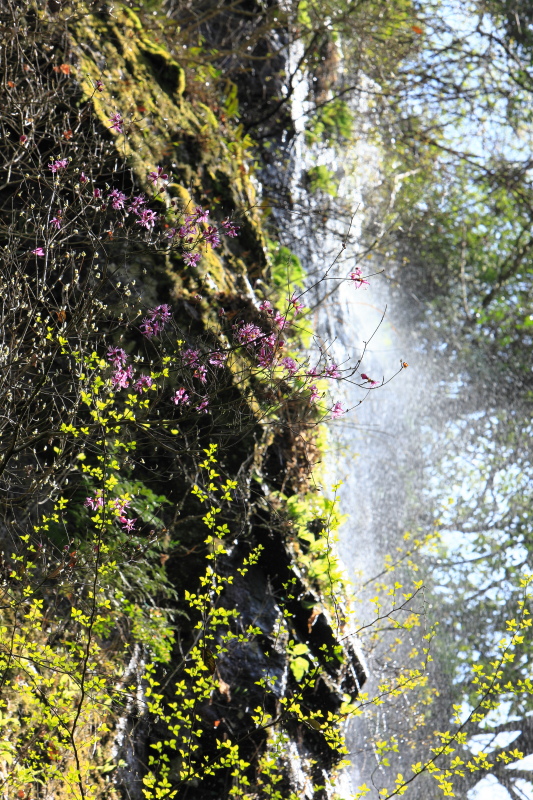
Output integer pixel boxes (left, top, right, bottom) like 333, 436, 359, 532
0, 3, 367, 798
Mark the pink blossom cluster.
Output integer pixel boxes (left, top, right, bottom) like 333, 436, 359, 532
148, 166, 168, 185
106, 345, 153, 393
172, 388, 209, 414
258, 300, 291, 331
361, 372, 378, 386
350, 267, 369, 288
166, 207, 240, 262
84, 492, 137, 532
140, 305, 172, 339
48, 158, 68, 173
84, 492, 104, 511
233, 320, 280, 368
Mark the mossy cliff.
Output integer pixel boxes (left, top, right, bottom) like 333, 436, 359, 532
0, 3, 366, 799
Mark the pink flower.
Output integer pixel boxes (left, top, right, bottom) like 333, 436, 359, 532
140, 319, 158, 338
290, 294, 304, 314
107, 347, 127, 367
119, 517, 137, 532
196, 398, 209, 413
112, 497, 131, 514
350, 268, 369, 288
183, 348, 200, 367
93, 188, 102, 199
148, 166, 169, 184
79, 171, 88, 183
150, 304, 172, 324
281, 357, 298, 376
273, 311, 289, 330
173, 388, 190, 406
179, 223, 196, 239
235, 322, 263, 346
134, 375, 153, 393
195, 207, 210, 224
19, 135, 28, 144
309, 384, 320, 403
331, 401, 345, 419
193, 364, 207, 384
32, 247, 45, 256
361, 373, 378, 386
48, 158, 68, 173
222, 218, 239, 237
111, 365, 133, 389
85, 493, 104, 511
109, 113, 124, 133
307, 366, 320, 378
203, 226, 220, 248
259, 300, 273, 314
208, 351, 227, 367
136, 208, 158, 230
50, 212, 62, 229
325, 363, 340, 379
183, 251, 201, 267
95, 80, 104, 92
109, 189, 127, 209
128, 194, 146, 215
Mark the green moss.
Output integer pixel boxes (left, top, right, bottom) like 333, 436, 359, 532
71, 2, 268, 317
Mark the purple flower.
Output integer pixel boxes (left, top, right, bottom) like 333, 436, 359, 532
134, 375, 153, 393
148, 166, 169, 184
109, 113, 124, 133
325, 363, 340, 379
307, 366, 320, 378
109, 189, 127, 210
350, 268, 369, 288
48, 158, 68, 173
32, 247, 45, 256
222, 218, 239, 237
20, 135, 28, 144
136, 208, 158, 230
273, 312, 289, 330
208, 351, 227, 367
111, 365, 133, 389
309, 384, 320, 403
183, 348, 200, 367
331, 401, 345, 419
112, 497, 131, 515
85, 493, 104, 511
281, 357, 298, 376
183, 251, 201, 267
203, 226, 220, 248
173, 388, 190, 406
107, 347, 128, 367
193, 364, 207, 384
257, 333, 277, 367
194, 207, 210, 224
140, 319, 159, 338
179, 223, 196, 239
128, 194, 147, 215
119, 516, 137, 532
361, 373, 378, 386
141, 305, 171, 338
79, 171, 88, 183
196, 398, 209, 414
259, 300, 273, 314
93, 188, 102, 199
166, 227, 177, 239
290, 294, 304, 314
235, 322, 263, 346
50, 212, 62, 229
96, 79, 104, 91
